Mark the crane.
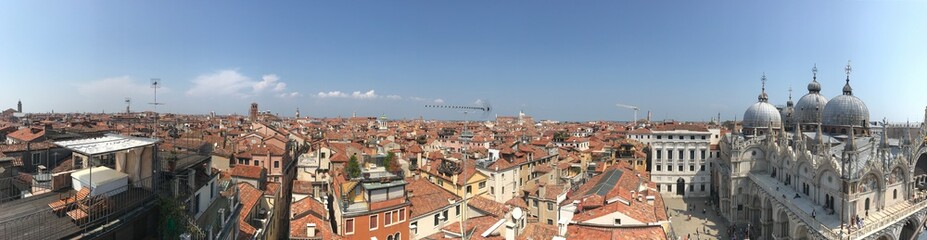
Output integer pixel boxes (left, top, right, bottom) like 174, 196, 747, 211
615, 103, 639, 126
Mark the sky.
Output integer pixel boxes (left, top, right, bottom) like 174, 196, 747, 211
1, 1, 926, 122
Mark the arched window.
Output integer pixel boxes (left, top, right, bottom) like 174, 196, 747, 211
394, 232, 401, 240
894, 189, 898, 199
841, 129, 847, 134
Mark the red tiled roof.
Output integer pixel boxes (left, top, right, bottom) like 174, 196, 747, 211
264, 182, 281, 196
407, 177, 460, 219
369, 197, 407, 211
566, 225, 667, 240
237, 182, 262, 240
292, 180, 313, 195
434, 216, 505, 240
468, 196, 509, 218
7, 127, 44, 142
229, 165, 264, 180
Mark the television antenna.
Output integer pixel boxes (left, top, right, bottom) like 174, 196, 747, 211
149, 78, 164, 138
125, 97, 131, 114
423, 99, 492, 240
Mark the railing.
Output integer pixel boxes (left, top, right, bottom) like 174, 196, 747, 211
845, 198, 927, 239
749, 175, 841, 240
0, 174, 165, 240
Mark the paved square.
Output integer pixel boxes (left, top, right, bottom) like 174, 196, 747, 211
664, 197, 731, 240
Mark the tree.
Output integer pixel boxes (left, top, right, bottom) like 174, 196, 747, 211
384, 152, 401, 172
346, 155, 361, 179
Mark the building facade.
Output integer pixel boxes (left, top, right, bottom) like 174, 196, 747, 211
712, 65, 927, 240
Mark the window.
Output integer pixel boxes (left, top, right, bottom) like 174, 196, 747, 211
434, 214, 440, 225
667, 165, 672, 171
547, 202, 554, 211
254, 160, 259, 166
502, 187, 505, 194
667, 151, 673, 160
678, 165, 683, 171
668, 135, 673, 140
370, 214, 378, 230
656, 165, 662, 171
614, 218, 622, 225
399, 208, 406, 222
701, 135, 706, 140
491, 187, 495, 195
894, 189, 898, 199
679, 150, 684, 160
320, 152, 326, 159
32, 152, 41, 166
442, 210, 448, 222
412, 221, 418, 235
701, 150, 706, 159
657, 135, 662, 139
479, 181, 486, 189
345, 218, 355, 234
700, 165, 705, 171
456, 205, 461, 215
690, 136, 695, 140
689, 165, 695, 171
548, 219, 554, 225
437, 179, 443, 186
656, 151, 661, 159
274, 161, 279, 168
533, 199, 538, 207
394, 233, 401, 240
701, 184, 705, 192
466, 185, 472, 194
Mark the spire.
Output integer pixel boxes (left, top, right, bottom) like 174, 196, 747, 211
845, 126, 856, 152
758, 73, 769, 102
787, 85, 794, 107
880, 118, 889, 149
843, 60, 853, 95
808, 64, 822, 93
815, 122, 825, 153
793, 121, 803, 150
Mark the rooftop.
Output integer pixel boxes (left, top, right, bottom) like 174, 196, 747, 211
54, 134, 158, 156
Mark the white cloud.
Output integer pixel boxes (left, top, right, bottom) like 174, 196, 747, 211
317, 91, 347, 98
386, 95, 402, 100
187, 70, 293, 97
409, 97, 427, 101
351, 90, 378, 99
315, 89, 381, 100
278, 92, 302, 98
433, 98, 445, 103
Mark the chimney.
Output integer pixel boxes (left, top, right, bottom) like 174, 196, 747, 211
306, 223, 317, 238
646, 195, 655, 205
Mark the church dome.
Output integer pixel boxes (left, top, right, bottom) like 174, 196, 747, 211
795, 93, 828, 124
795, 65, 828, 125
744, 102, 783, 129
743, 73, 783, 130
822, 63, 868, 127
822, 93, 868, 127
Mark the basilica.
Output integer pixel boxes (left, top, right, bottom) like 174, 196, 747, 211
711, 62, 927, 240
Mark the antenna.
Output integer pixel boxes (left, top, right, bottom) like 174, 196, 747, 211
423, 100, 491, 240
149, 78, 164, 138
125, 97, 132, 114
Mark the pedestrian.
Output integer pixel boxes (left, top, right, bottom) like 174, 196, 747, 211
812, 209, 816, 219
702, 208, 706, 215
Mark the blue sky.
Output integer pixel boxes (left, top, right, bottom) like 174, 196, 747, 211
1, 1, 926, 122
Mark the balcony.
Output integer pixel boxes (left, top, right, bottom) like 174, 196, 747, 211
0, 175, 165, 240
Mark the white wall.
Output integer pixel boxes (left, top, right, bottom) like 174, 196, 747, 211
410, 203, 461, 240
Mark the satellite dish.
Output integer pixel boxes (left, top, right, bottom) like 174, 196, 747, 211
511, 207, 523, 220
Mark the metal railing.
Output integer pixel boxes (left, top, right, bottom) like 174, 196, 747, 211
0, 175, 165, 240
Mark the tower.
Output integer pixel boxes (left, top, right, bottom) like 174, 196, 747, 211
17, 99, 21, 113
250, 102, 258, 122
295, 107, 300, 119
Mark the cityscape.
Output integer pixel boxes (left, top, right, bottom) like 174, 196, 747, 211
2, 1, 927, 240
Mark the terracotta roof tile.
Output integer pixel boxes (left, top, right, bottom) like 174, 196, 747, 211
229, 165, 264, 180
407, 177, 460, 219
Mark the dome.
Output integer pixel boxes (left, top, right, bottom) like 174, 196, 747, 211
794, 93, 828, 124
822, 94, 869, 127
743, 102, 783, 129
808, 80, 822, 93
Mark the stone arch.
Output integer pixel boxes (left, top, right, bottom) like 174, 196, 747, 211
794, 224, 810, 240
763, 197, 774, 240
900, 217, 919, 240
776, 209, 790, 238
858, 172, 884, 193
875, 234, 894, 240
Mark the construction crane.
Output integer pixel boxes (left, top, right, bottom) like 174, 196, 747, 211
615, 103, 639, 126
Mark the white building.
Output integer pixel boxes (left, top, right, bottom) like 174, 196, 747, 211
649, 123, 715, 198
